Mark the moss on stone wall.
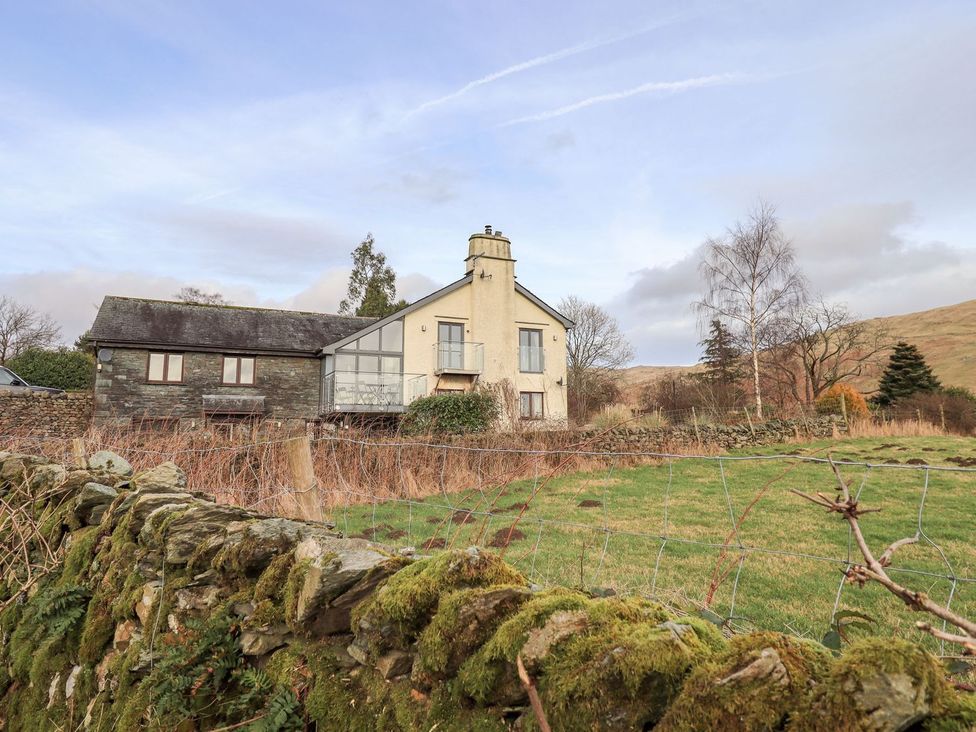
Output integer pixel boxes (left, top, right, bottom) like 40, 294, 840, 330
0, 449, 972, 731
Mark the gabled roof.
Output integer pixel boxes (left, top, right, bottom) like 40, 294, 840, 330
319, 275, 574, 355
89, 296, 375, 357
319, 275, 474, 354
515, 282, 574, 328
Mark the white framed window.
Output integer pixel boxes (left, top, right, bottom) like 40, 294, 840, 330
222, 356, 256, 385
519, 392, 544, 419
147, 353, 183, 383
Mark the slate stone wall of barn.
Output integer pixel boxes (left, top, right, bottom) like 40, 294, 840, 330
0, 390, 93, 438
93, 347, 323, 426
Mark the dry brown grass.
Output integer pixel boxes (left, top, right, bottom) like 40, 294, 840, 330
845, 417, 946, 438
0, 424, 713, 518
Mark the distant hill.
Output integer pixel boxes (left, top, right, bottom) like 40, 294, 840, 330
621, 299, 976, 400
850, 298, 976, 393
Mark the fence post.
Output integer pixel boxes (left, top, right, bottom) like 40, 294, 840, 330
691, 406, 701, 444
743, 407, 755, 437
839, 394, 848, 431
71, 437, 87, 468
283, 435, 323, 522
940, 404, 946, 431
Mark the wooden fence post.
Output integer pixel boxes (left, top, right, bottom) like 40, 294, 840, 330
839, 395, 848, 431
283, 436, 323, 523
691, 406, 701, 444
940, 404, 946, 431
71, 437, 87, 468
743, 407, 755, 436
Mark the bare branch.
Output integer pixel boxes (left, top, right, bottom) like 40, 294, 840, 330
517, 654, 552, 732
793, 456, 976, 651
0, 295, 61, 363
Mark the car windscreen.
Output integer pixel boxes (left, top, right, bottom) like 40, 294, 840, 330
0, 368, 17, 385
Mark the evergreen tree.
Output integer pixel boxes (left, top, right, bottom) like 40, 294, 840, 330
338, 234, 406, 318
874, 341, 941, 406
698, 319, 742, 384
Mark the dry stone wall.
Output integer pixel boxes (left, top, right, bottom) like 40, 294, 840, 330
0, 450, 972, 731
0, 390, 92, 438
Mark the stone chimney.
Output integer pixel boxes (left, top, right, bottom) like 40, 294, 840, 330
465, 224, 514, 276
466, 226, 517, 376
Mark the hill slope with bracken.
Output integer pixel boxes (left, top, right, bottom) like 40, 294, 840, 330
850, 298, 976, 393
621, 299, 976, 398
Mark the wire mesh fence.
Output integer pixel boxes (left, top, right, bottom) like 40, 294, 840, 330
3, 428, 975, 654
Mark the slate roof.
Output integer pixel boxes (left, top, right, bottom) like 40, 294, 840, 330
89, 296, 376, 356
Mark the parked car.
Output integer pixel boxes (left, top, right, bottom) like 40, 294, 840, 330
0, 366, 65, 394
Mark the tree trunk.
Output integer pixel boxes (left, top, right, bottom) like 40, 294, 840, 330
751, 339, 762, 419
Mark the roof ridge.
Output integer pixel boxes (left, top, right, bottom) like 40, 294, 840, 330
101, 295, 377, 321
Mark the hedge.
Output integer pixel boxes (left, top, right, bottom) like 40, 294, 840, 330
4, 347, 94, 391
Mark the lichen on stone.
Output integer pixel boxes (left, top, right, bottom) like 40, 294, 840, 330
351, 547, 526, 658
655, 630, 832, 731
788, 638, 956, 732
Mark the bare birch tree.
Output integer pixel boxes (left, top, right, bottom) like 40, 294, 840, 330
559, 296, 633, 420
0, 296, 61, 364
696, 201, 805, 418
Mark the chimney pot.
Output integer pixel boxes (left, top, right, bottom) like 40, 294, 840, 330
485, 224, 492, 235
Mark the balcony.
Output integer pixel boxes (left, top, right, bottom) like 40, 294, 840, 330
518, 345, 546, 373
434, 341, 484, 375
323, 371, 427, 413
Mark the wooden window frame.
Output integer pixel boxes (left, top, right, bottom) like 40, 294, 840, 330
221, 355, 257, 386
519, 391, 544, 420
146, 352, 184, 384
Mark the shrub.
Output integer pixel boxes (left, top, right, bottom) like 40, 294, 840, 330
815, 384, 868, 419
639, 375, 700, 423
899, 387, 976, 435
4, 347, 94, 391
401, 392, 499, 435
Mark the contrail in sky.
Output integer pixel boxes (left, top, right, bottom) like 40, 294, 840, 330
500, 73, 748, 126
406, 16, 685, 117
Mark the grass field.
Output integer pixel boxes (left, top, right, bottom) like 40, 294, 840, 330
334, 434, 976, 652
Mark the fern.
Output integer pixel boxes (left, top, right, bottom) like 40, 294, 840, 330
244, 688, 303, 732
8, 583, 90, 679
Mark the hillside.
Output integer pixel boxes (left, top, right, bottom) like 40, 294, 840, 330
851, 298, 976, 392
622, 298, 976, 398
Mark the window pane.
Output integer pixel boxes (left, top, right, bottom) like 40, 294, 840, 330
167, 354, 183, 382
239, 358, 255, 384
533, 393, 543, 417
381, 356, 400, 374
359, 328, 380, 351
223, 357, 238, 383
358, 355, 379, 373
520, 393, 530, 418
335, 353, 356, 372
148, 353, 165, 381
381, 321, 403, 352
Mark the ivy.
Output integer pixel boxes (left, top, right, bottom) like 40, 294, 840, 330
402, 392, 499, 435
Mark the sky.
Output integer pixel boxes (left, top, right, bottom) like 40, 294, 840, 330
2, 1, 974, 364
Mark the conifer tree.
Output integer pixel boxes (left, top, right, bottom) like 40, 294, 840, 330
874, 341, 940, 406
698, 319, 742, 385
338, 234, 407, 318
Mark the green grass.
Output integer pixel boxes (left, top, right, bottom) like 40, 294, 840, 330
334, 435, 976, 650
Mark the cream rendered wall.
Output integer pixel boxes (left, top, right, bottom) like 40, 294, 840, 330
400, 232, 568, 425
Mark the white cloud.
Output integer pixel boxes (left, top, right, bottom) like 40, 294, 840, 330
406, 17, 683, 117
501, 74, 748, 126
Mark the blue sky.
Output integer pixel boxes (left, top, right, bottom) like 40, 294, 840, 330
2, 1, 974, 363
